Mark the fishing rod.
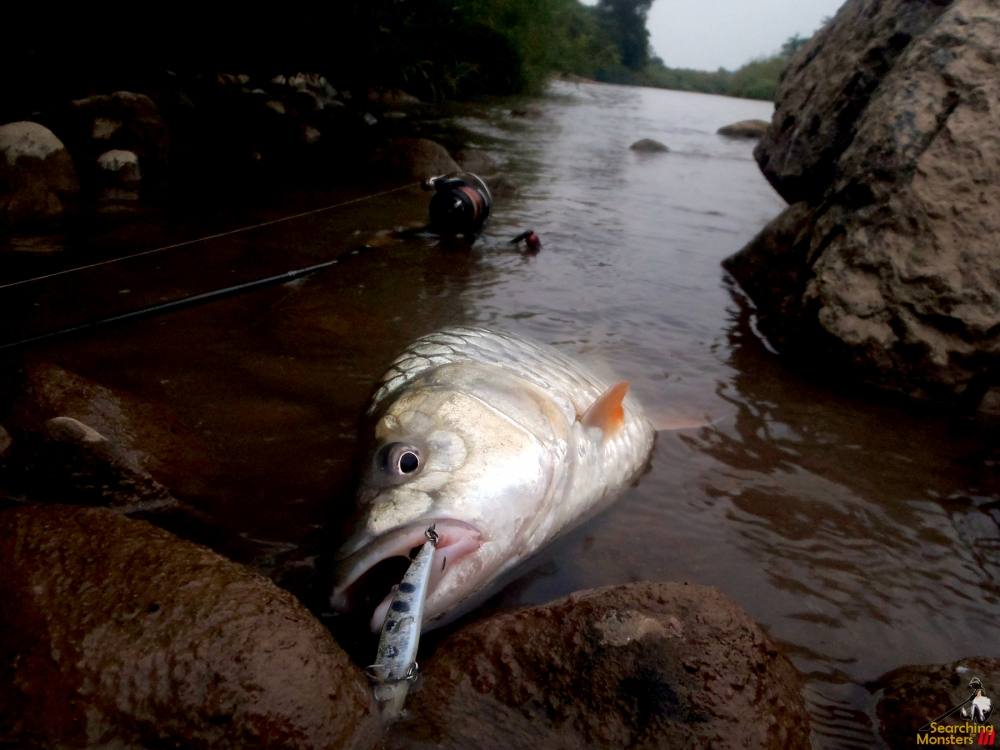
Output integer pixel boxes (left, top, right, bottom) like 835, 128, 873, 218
0, 182, 419, 292
0, 254, 351, 352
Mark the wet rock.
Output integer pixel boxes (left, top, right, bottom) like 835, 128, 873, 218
725, 0, 1000, 407
510, 105, 543, 119
371, 137, 459, 179
391, 582, 810, 749
630, 138, 669, 153
485, 174, 519, 199
717, 119, 769, 139
872, 658, 1000, 748
0, 121, 79, 228
302, 126, 322, 146
96, 149, 141, 202
455, 148, 499, 177
68, 91, 170, 176
14, 416, 177, 510
0, 506, 379, 750
368, 88, 420, 106
979, 388, 1000, 418
6, 362, 211, 499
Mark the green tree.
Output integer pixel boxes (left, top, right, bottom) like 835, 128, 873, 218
595, 0, 655, 71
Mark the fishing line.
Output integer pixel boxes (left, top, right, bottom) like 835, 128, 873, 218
0, 254, 357, 352
0, 182, 419, 292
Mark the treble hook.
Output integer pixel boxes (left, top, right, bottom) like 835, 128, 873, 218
425, 524, 439, 546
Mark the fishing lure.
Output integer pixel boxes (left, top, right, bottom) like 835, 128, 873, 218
367, 525, 439, 720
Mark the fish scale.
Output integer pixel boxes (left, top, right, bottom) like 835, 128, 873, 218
371, 327, 608, 422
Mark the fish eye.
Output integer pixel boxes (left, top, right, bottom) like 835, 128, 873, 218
379, 442, 422, 478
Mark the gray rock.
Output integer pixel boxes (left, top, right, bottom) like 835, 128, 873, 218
0, 121, 79, 228
717, 119, 769, 139
629, 138, 669, 153
725, 0, 1000, 406
389, 582, 810, 749
0, 506, 380, 750
754, 0, 953, 204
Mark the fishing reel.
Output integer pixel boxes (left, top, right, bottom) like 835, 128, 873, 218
422, 172, 493, 238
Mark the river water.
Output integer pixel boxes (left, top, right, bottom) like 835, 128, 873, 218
3, 80, 998, 748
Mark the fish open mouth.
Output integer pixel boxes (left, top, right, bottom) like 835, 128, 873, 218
330, 519, 483, 632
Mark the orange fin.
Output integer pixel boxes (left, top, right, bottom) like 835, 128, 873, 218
581, 381, 629, 439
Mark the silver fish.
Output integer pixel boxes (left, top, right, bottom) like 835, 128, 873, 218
331, 326, 655, 631
367, 526, 438, 720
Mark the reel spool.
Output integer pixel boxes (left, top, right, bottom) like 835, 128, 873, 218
423, 172, 493, 238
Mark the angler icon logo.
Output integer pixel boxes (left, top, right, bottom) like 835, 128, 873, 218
915, 677, 995, 746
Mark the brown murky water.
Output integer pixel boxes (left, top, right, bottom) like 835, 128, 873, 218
3, 81, 998, 748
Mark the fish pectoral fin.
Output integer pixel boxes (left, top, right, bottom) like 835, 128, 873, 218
580, 381, 629, 439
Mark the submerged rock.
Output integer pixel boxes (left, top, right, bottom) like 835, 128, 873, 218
0, 506, 379, 750
724, 0, 1000, 407
629, 138, 669, 153
5, 362, 211, 500
872, 658, 1000, 747
11, 416, 178, 511
371, 137, 459, 179
390, 582, 810, 749
0, 121, 79, 229
717, 119, 769, 139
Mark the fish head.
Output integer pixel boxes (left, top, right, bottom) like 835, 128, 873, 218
330, 363, 569, 631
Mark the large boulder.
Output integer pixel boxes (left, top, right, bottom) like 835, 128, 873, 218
725, 0, 1000, 407
0, 506, 379, 750
0, 121, 79, 228
872, 658, 1000, 748
388, 582, 810, 749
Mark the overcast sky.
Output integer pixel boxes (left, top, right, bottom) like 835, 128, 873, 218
590, 0, 847, 71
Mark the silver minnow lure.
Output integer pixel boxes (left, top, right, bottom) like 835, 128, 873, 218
331, 326, 655, 632
367, 526, 438, 720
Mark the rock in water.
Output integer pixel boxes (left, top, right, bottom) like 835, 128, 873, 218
388, 582, 811, 749
717, 119, 769, 139
0, 121, 79, 228
872, 658, 1000, 747
69, 91, 170, 174
629, 138, 669, 153
371, 137, 459, 179
0, 506, 379, 750
96, 149, 141, 202
724, 0, 1000, 407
